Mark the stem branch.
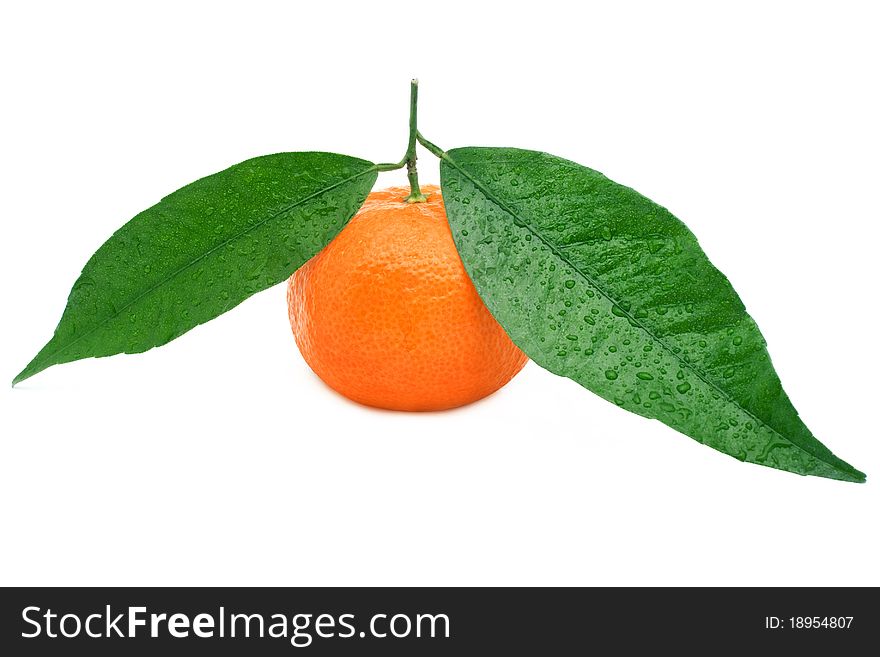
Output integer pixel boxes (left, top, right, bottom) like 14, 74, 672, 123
416, 131, 447, 160
374, 161, 405, 172
403, 80, 428, 203
374, 82, 447, 184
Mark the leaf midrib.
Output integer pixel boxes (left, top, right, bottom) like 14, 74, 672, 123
443, 152, 856, 479
26, 164, 377, 374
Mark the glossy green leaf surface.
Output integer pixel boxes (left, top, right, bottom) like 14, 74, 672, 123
441, 147, 864, 482
14, 152, 378, 384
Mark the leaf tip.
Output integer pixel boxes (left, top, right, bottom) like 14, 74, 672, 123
12, 369, 30, 387
849, 469, 867, 484
12, 355, 45, 387
828, 460, 867, 484
834, 455, 867, 483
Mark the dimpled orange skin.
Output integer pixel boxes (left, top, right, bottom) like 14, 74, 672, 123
287, 185, 528, 411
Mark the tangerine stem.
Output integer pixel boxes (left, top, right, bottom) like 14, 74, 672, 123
416, 131, 447, 160
404, 79, 428, 203
375, 160, 405, 171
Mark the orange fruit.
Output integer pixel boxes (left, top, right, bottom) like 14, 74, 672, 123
287, 184, 528, 411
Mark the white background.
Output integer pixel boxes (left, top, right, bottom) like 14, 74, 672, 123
1, 1, 878, 586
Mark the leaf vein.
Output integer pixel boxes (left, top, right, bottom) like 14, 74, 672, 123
443, 154, 847, 475
30, 164, 377, 370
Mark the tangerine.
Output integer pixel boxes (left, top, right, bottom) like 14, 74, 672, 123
287, 185, 527, 411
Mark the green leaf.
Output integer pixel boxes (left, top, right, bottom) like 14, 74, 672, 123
440, 147, 864, 483
14, 152, 378, 385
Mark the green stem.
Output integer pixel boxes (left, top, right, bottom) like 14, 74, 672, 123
374, 161, 405, 172
416, 131, 447, 160
403, 79, 428, 203
375, 83, 447, 184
